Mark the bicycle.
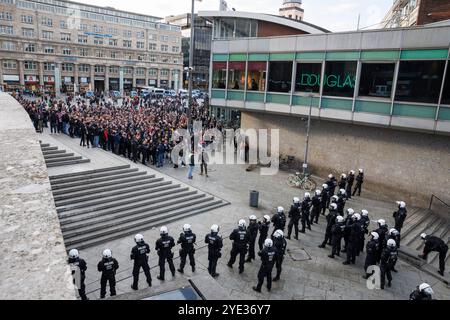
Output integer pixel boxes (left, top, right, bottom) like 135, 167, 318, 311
287, 171, 317, 191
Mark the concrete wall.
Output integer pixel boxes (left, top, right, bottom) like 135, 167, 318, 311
0, 93, 75, 300
241, 110, 450, 209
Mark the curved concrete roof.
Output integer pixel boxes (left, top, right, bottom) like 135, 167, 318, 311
198, 11, 330, 34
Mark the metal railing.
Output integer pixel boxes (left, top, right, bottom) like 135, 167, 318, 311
429, 194, 450, 212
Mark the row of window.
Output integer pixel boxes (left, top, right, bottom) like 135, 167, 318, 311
213, 60, 450, 104
2, 60, 176, 77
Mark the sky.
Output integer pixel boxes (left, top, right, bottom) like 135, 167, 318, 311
75, 0, 394, 32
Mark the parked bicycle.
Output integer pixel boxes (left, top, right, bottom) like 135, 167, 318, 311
287, 171, 317, 191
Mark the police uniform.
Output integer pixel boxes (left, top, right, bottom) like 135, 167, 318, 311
254, 246, 278, 292
287, 203, 301, 239
246, 222, 259, 262
155, 235, 176, 280
227, 227, 250, 273
271, 212, 286, 236
272, 236, 287, 281
258, 221, 270, 251
68, 257, 88, 300
130, 241, 152, 289
178, 231, 197, 272
205, 232, 223, 277
380, 245, 398, 289
97, 257, 119, 298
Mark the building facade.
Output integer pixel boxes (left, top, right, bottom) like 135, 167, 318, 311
0, 0, 183, 93
205, 10, 450, 207
279, 0, 304, 21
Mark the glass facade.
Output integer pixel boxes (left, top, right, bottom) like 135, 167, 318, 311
228, 61, 246, 90
268, 61, 293, 93
212, 61, 227, 89
247, 61, 266, 92
213, 18, 257, 39
442, 66, 450, 105
359, 63, 395, 98
295, 63, 322, 93
323, 61, 357, 98
395, 61, 446, 104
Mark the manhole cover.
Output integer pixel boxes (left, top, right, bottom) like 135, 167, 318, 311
287, 248, 311, 261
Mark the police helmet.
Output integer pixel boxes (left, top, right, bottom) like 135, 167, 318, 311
322, 184, 328, 189
264, 239, 273, 248
263, 215, 271, 222
420, 233, 427, 240
341, 173, 347, 179
371, 232, 379, 240
336, 216, 345, 223
277, 206, 284, 214
102, 249, 112, 258
353, 213, 361, 221
238, 219, 247, 228
397, 201, 406, 209
249, 215, 257, 222
332, 195, 339, 201
361, 209, 369, 217
69, 249, 79, 259
273, 230, 284, 238
347, 208, 355, 216
389, 228, 398, 236
211, 224, 219, 233
359, 169, 364, 173
304, 192, 311, 199
349, 170, 355, 175
293, 197, 300, 204
160, 226, 168, 235
134, 234, 144, 243
330, 203, 338, 210
315, 190, 321, 196
377, 219, 386, 226
339, 189, 346, 195
387, 239, 396, 247
183, 224, 191, 232
328, 174, 333, 179
419, 283, 434, 296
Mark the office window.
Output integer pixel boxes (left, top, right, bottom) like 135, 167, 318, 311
149, 54, 157, 62
359, 63, 395, 98
78, 23, 87, 31
24, 61, 37, 70
78, 35, 88, 43
228, 62, 246, 90
137, 54, 145, 61
235, 19, 250, 37
93, 25, 103, 33
94, 65, 104, 73
212, 61, 227, 89
149, 68, 157, 77
22, 28, 34, 38
1, 41, 15, 50
160, 35, 168, 42
78, 64, 91, 72
123, 67, 133, 74
137, 41, 145, 49
149, 43, 157, 50
247, 61, 266, 92
123, 40, 132, 48
62, 47, 71, 55
172, 46, 179, 53
0, 25, 13, 34
41, 17, 52, 27
21, 15, 33, 24
60, 20, 67, 29
42, 31, 53, 40
95, 50, 104, 58
94, 38, 104, 45
171, 36, 179, 43
3, 60, 17, 69
43, 62, 55, 71
268, 61, 293, 93
149, 34, 157, 41
109, 66, 119, 74
124, 52, 133, 60
136, 31, 145, 39
24, 43, 35, 52
79, 48, 89, 57
44, 46, 54, 53
395, 60, 445, 104
110, 51, 118, 59
322, 61, 357, 97
109, 39, 117, 46
123, 30, 132, 38
161, 44, 168, 52
136, 68, 145, 76
173, 58, 179, 64
62, 63, 73, 72
61, 33, 71, 41
295, 63, 322, 93
0, 12, 12, 20
160, 69, 169, 77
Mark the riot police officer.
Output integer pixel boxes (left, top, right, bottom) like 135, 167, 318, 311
374, 219, 389, 264
155, 226, 176, 280
393, 201, 407, 236
130, 234, 152, 290
227, 220, 250, 274
319, 203, 338, 248
246, 215, 259, 262
272, 230, 287, 282
328, 215, 345, 258
253, 239, 278, 293
363, 232, 379, 279
287, 198, 301, 240
326, 174, 337, 196
97, 249, 119, 299
359, 209, 370, 253
346, 170, 355, 200
343, 213, 362, 265
419, 233, 448, 277
352, 169, 364, 197
336, 189, 347, 216
321, 184, 330, 215
310, 190, 322, 225
68, 249, 88, 300
342, 208, 355, 252
300, 193, 312, 233
177, 224, 196, 274
380, 239, 398, 289
410, 283, 434, 300
271, 207, 287, 236
338, 173, 347, 190
258, 215, 271, 251
205, 224, 223, 278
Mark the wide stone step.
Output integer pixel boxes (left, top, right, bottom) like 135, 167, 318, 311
49, 165, 130, 180
65, 201, 227, 250
44, 153, 74, 160
402, 214, 437, 247
57, 186, 190, 215
40, 143, 50, 147
46, 159, 91, 167
50, 168, 139, 184
60, 191, 203, 230
43, 150, 67, 156
53, 178, 167, 202
413, 218, 448, 251
63, 197, 223, 248
56, 183, 180, 211
400, 209, 432, 239
51, 171, 147, 190
51, 174, 155, 195
45, 156, 82, 164
41, 146, 58, 151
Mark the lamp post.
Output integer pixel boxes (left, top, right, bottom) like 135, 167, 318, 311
187, 0, 197, 131
303, 93, 314, 175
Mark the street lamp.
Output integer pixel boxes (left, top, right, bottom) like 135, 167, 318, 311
303, 93, 314, 175
187, 0, 201, 131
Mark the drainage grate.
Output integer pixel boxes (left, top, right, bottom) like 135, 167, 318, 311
287, 248, 312, 261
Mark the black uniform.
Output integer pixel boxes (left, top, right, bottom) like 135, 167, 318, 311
409, 288, 433, 300
359, 215, 370, 253
254, 246, 278, 292
346, 173, 355, 199
300, 198, 312, 233
352, 172, 364, 196
338, 177, 347, 190
364, 238, 379, 278
205, 232, 223, 277
310, 194, 322, 224
97, 257, 119, 298
375, 225, 389, 263
321, 188, 330, 215
380, 245, 398, 289
287, 203, 301, 239
246, 221, 259, 262
271, 212, 286, 236
344, 219, 363, 264
421, 235, 448, 275
329, 221, 345, 258
326, 177, 338, 196
155, 234, 176, 280
130, 241, 152, 289
258, 220, 270, 251
336, 195, 346, 216
227, 227, 250, 273
393, 207, 407, 235
320, 208, 338, 247
272, 236, 287, 281
177, 231, 197, 272
68, 257, 88, 300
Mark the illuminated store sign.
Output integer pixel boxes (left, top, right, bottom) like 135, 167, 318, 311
299, 73, 355, 88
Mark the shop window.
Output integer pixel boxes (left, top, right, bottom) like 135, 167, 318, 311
442, 66, 450, 105
268, 61, 293, 93
323, 61, 357, 97
247, 61, 266, 92
295, 63, 322, 93
359, 63, 395, 98
212, 61, 227, 89
228, 61, 245, 90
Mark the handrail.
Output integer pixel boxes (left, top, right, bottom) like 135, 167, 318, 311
429, 194, 450, 211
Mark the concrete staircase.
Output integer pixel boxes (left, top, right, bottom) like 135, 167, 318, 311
48, 165, 229, 250
397, 207, 450, 284
40, 143, 90, 167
